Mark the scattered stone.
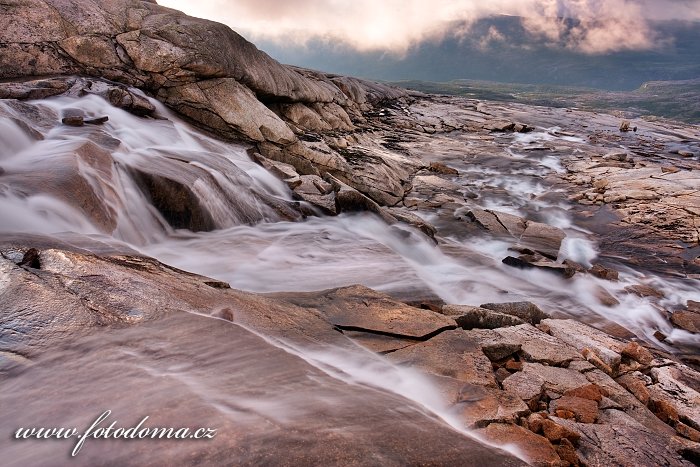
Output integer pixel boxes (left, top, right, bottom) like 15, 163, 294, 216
477, 423, 563, 467
513, 123, 531, 133
428, 161, 458, 175
621, 342, 654, 365
568, 360, 596, 373
443, 305, 526, 330
503, 363, 589, 410
661, 165, 681, 174
495, 367, 512, 385
563, 384, 605, 402
550, 395, 598, 423
582, 348, 616, 375
455, 384, 530, 428
562, 259, 587, 273
325, 174, 390, 219
589, 263, 619, 281
624, 284, 665, 299
671, 310, 700, 333
654, 330, 668, 342
479, 302, 550, 325
84, 116, 109, 125
598, 396, 623, 410
107, 87, 157, 116
555, 438, 580, 465
593, 178, 610, 190
541, 418, 581, 443
502, 255, 576, 278
505, 360, 524, 372
466, 208, 517, 236
619, 120, 631, 132
519, 222, 566, 260
293, 175, 337, 214
677, 150, 695, 158
616, 372, 651, 405
525, 412, 547, 434
61, 115, 84, 126
484, 120, 516, 132
471, 324, 582, 367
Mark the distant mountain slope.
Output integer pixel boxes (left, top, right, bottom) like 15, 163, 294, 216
394, 78, 700, 123
256, 16, 700, 91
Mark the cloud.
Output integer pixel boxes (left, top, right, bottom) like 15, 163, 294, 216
159, 0, 700, 54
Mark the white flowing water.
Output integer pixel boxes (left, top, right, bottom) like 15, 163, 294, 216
1, 94, 698, 348
1, 92, 698, 463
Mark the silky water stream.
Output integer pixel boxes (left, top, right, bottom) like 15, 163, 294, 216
0, 93, 697, 464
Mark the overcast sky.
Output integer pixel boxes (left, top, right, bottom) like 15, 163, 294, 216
159, 0, 700, 54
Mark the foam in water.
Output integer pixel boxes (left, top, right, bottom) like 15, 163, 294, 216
1, 93, 699, 361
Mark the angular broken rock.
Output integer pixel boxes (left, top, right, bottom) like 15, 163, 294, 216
540, 418, 581, 443
61, 115, 84, 126
542, 319, 626, 376
648, 364, 700, 431
443, 305, 526, 330
563, 383, 605, 402
324, 174, 392, 221
467, 324, 582, 367
476, 423, 563, 467
671, 310, 700, 333
624, 284, 665, 299
383, 207, 437, 239
552, 411, 691, 467
293, 175, 337, 214
615, 371, 651, 405
502, 362, 590, 409
584, 369, 677, 436
465, 207, 527, 237
589, 263, 619, 281
454, 383, 530, 428
84, 116, 109, 125
480, 301, 550, 325
501, 326, 581, 366
502, 255, 576, 278
550, 395, 599, 423
428, 161, 459, 175
519, 221, 566, 260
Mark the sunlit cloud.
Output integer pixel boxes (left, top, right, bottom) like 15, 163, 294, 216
158, 0, 700, 54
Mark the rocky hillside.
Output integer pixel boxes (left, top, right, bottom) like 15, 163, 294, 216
0, 0, 412, 206
1, 1, 700, 466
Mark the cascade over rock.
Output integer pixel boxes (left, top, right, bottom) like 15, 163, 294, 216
0, 0, 411, 205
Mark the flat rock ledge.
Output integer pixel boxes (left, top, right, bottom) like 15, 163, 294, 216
1, 243, 698, 466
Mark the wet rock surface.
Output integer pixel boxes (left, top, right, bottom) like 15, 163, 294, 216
1, 0, 700, 465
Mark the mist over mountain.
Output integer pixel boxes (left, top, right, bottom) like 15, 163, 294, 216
255, 16, 700, 91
